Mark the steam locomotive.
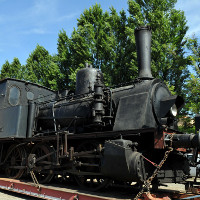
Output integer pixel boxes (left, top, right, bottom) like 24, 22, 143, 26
0, 26, 199, 191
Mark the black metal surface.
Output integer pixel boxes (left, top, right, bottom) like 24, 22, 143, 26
170, 133, 200, 148
0, 79, 56, 138
0, 26, 198, 190
37, 96, 93, 132
0, 106, 28, 138
101, 139, 146, 182
75, 64, 103, 95
113, 91, 154, 131
135, 26, 153, 79
195, 115, 200, 132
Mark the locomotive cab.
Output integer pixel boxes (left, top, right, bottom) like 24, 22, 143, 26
0, 78, 56, 138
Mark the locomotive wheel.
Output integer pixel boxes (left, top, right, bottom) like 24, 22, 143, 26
74, 141, 110, 191
31, 143, 56, 184
74, 175, 110, 191
5, 144, 26, 179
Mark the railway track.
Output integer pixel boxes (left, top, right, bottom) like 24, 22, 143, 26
0, 178, 199, 200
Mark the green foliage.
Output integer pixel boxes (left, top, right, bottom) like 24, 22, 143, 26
109, 7, 137, 84
185, 74, 200, 114
70, 4, 116, 85
128, 0, 190, 97
186, 36, 200, 74
182, 36, 200, 116
0, 0, 191, 94
0, 0, 199, 133
0, 60, 11, 79
56, 30, 73, 90
56, 0, 190, 92
164, 81, 176, 95
178, 124, 195, 134
0, 58, 25, 79
25, 45, 61, 90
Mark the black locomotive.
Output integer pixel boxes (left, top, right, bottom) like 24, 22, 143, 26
0, 27, 199, 190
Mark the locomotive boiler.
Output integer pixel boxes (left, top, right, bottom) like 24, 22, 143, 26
0, 26, 199, 191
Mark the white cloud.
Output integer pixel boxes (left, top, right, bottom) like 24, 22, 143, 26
3, 1, 80, 35
56, 12, 80, 22
20, 28, 47, 35
27, 1, 79, 24
28, 0, 57, 19
176, 0, 200, 37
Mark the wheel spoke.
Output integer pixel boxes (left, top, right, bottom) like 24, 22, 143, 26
5, 144, 26, 179
31, 143, 55, 184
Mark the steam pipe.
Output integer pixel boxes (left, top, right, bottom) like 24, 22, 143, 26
135, 26, 153, 79
165, 133, 200, 148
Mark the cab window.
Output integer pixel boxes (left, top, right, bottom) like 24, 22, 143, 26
9, 86, 20, 106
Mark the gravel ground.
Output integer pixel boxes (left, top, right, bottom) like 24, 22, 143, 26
0, 190, 39, 200
159, 183, 185, 192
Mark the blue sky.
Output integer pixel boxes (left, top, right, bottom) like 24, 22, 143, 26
0, 0, 199, 68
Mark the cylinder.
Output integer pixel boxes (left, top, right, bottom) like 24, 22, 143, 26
167, 133, 200, 148
27, 102, 36, 138
135, 26, 153, 79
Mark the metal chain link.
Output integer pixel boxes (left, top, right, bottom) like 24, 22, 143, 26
133, 134, 174, 200
30, 170, 41, 191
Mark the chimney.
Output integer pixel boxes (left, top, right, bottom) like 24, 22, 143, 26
135, 26, 153, 79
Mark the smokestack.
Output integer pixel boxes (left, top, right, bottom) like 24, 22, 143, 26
135, 26, 153, 79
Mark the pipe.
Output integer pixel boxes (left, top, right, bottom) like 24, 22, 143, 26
135, 26, 153, 79
165, 133, 200, 148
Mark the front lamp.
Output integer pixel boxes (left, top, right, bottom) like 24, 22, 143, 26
170, 104, 178, 117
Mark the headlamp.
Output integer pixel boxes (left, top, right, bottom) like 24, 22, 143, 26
170, 104, 178, 117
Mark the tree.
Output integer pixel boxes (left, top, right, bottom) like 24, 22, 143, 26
56, 1, 190, 92
127, 0, 190, 96
60, 4, 138, 86
0, 58, 24, 79
68, 4, 119, 85
56, 30, 73, 90
184, 36, 200, 115
25, 45, 61, 90
0, 0, 193, 101
0, 60, 11, 79
109, 7, 137, 84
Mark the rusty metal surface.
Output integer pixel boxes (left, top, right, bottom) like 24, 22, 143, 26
0, 178, 121, 200
0, 178, 199, 200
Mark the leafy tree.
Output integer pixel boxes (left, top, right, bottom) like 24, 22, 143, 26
69, 4, 116, 85
58, 4, 138, 87
25, 45, 61, 90
109, 7, 137, 84
0, 58, 24, 79
0, 60, 11, 79
184, 36, 200, 115
0, 0, 194, 106
56, 30, 73, 90
127, 0, 190, 96
56, 1, 190, 92
185, 74, 200, 114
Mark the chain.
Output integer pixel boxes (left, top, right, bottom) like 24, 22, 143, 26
30, 170, 41, 191
133, 134, 174, 200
